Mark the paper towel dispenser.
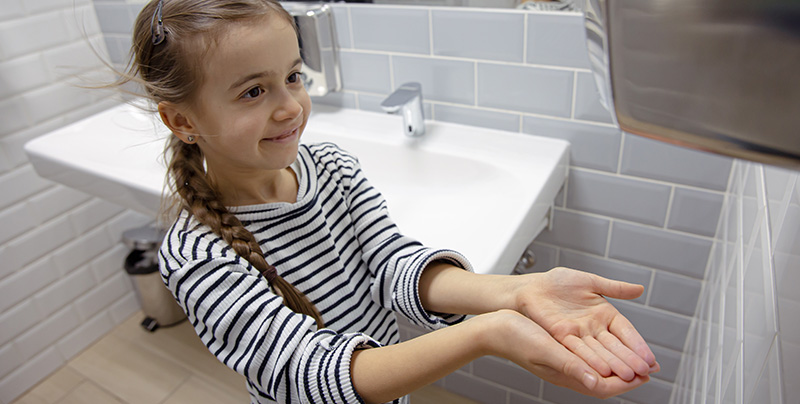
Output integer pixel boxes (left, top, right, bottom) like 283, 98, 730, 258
584, 0, 800, 169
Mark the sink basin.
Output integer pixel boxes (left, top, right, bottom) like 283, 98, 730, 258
25, 102, 569, 275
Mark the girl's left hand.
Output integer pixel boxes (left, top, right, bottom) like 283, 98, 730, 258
511, 267, 659, 381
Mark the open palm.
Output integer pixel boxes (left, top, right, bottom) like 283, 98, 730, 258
513, 267, 659, 381
487, 310, 651, 399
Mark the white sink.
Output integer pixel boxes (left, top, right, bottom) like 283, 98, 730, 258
25, 102, 569, 275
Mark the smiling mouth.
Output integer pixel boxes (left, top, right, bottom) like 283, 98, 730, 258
264, 127, 300, 143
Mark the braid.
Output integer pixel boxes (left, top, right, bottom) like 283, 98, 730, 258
167, 138, 324, 328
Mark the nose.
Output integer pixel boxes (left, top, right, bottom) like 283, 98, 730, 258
272, 88, 304, 122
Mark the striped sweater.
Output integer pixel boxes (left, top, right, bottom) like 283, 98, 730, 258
159, 142, 472, 404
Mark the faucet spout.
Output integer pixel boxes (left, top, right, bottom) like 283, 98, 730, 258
381, 82, 425, 137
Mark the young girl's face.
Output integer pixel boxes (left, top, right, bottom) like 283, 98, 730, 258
184, 14, 310, 178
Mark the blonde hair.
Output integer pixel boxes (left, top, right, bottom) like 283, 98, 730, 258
122, 0, 324, 328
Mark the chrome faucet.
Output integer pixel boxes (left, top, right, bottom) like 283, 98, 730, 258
381, 82, 425, 137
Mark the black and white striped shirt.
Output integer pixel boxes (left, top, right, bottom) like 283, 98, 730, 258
159, 143, 472, 404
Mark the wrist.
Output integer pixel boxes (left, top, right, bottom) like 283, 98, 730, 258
505, 273, 539, 313
469, 312, 498, 357
471, 310, 524, 358
460, 273, 530, 313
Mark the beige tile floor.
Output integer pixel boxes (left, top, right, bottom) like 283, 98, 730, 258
12, 311, 476, 404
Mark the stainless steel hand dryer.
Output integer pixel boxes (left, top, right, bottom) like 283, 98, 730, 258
584, 0, 800, 169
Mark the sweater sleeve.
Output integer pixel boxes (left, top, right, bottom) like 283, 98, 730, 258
159, 222, 380, 404
335, 149, 474, 330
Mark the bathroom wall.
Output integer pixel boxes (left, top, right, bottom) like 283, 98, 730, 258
320, 4, 732, 404
16, 2, 736, 404
0, 1, 151, 402
671, 162, 799, 404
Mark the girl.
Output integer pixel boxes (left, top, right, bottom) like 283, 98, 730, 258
123, 1, 659, 403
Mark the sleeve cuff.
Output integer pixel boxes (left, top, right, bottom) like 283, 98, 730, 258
393, 249, 474, 331
302, 331, 381, 404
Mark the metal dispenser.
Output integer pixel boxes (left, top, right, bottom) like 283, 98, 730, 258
284, 3, 342, 97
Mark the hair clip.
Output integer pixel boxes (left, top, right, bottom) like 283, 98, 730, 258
151, 0, 167, 46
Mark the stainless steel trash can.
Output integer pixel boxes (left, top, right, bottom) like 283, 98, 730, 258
123, 226, 186, 331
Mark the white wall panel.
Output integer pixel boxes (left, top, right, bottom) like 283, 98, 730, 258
672, 161, 799, 404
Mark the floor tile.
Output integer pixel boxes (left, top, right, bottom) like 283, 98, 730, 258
11, 366, 84, 404
12, 311, 477, 404
57, 381, 125, 404
162, 376, 250, 404
68, 334, 190, 404
110, 313, 246, 393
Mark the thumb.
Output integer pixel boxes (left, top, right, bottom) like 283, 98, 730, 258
581, 369, 599, 390
592, 275, 644, 300
566, 357, 600, 391
552, 344, 600, 390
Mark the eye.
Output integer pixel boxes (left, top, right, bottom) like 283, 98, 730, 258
242, 86, 264, 99
287, 72, 303, 84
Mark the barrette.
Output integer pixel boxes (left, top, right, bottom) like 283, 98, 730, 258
151, 0, 167, 46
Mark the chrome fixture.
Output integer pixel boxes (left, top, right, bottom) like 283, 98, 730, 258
283, 3, 341, 97
584, 0, 800, 169
513, 245, 537, 275
381, 82, 425, 137
518, 0, 575, 12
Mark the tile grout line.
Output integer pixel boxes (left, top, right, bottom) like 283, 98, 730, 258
662, 185, 676, 230
156, 374, 193, 404
522, 13, 529, 64
569, 165, 729, 195
338, 47, 589, 73
37, 365, 87, 404
616, 131, 626, 175
388, 54, 395, 91
81, 377, 128, 404
473, 60, 478, 107
570, 71, 577, 119
644, 269, 656, 306
603, 219, 614, 258
428, 8, 434, 57
346, 6, 355, 52
333, 86, 619, 128
550, 205, 718, 242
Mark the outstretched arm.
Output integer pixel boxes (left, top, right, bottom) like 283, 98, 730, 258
418, 263, 659, 382
350, 309, 648, 404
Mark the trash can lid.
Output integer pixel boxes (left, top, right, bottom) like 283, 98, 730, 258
123, 226, 166, 250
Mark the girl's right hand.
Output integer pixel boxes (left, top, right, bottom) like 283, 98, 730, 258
477, 310, 650, 399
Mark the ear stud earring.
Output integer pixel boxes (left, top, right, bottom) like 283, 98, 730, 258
187, 135, 195, 143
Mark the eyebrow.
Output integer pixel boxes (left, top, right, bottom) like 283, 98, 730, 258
228, 57, 304, 91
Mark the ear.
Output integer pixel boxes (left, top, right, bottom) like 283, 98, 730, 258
158, 101, 198, 144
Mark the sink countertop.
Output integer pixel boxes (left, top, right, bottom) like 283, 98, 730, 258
25, 102, 569, 275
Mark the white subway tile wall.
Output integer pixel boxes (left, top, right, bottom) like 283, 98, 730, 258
523, 116, 622, 171
319, 5, 732, 404
432, 10, 524, 62
672, 163, 799, 404
68, 2, 749, 404
0, 1, 152, 403
566, 169, 672, 227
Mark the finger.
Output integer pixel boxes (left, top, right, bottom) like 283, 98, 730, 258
591, 374, 651, 399
534, 334, 602, 391
561, 335, 612, 377
609, 314, 657, 367
597, 330, 651, 377
538, 365, 651, 399
582, 336, 635, 381
590, 274, 644, 300
650, 361, 661, 374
